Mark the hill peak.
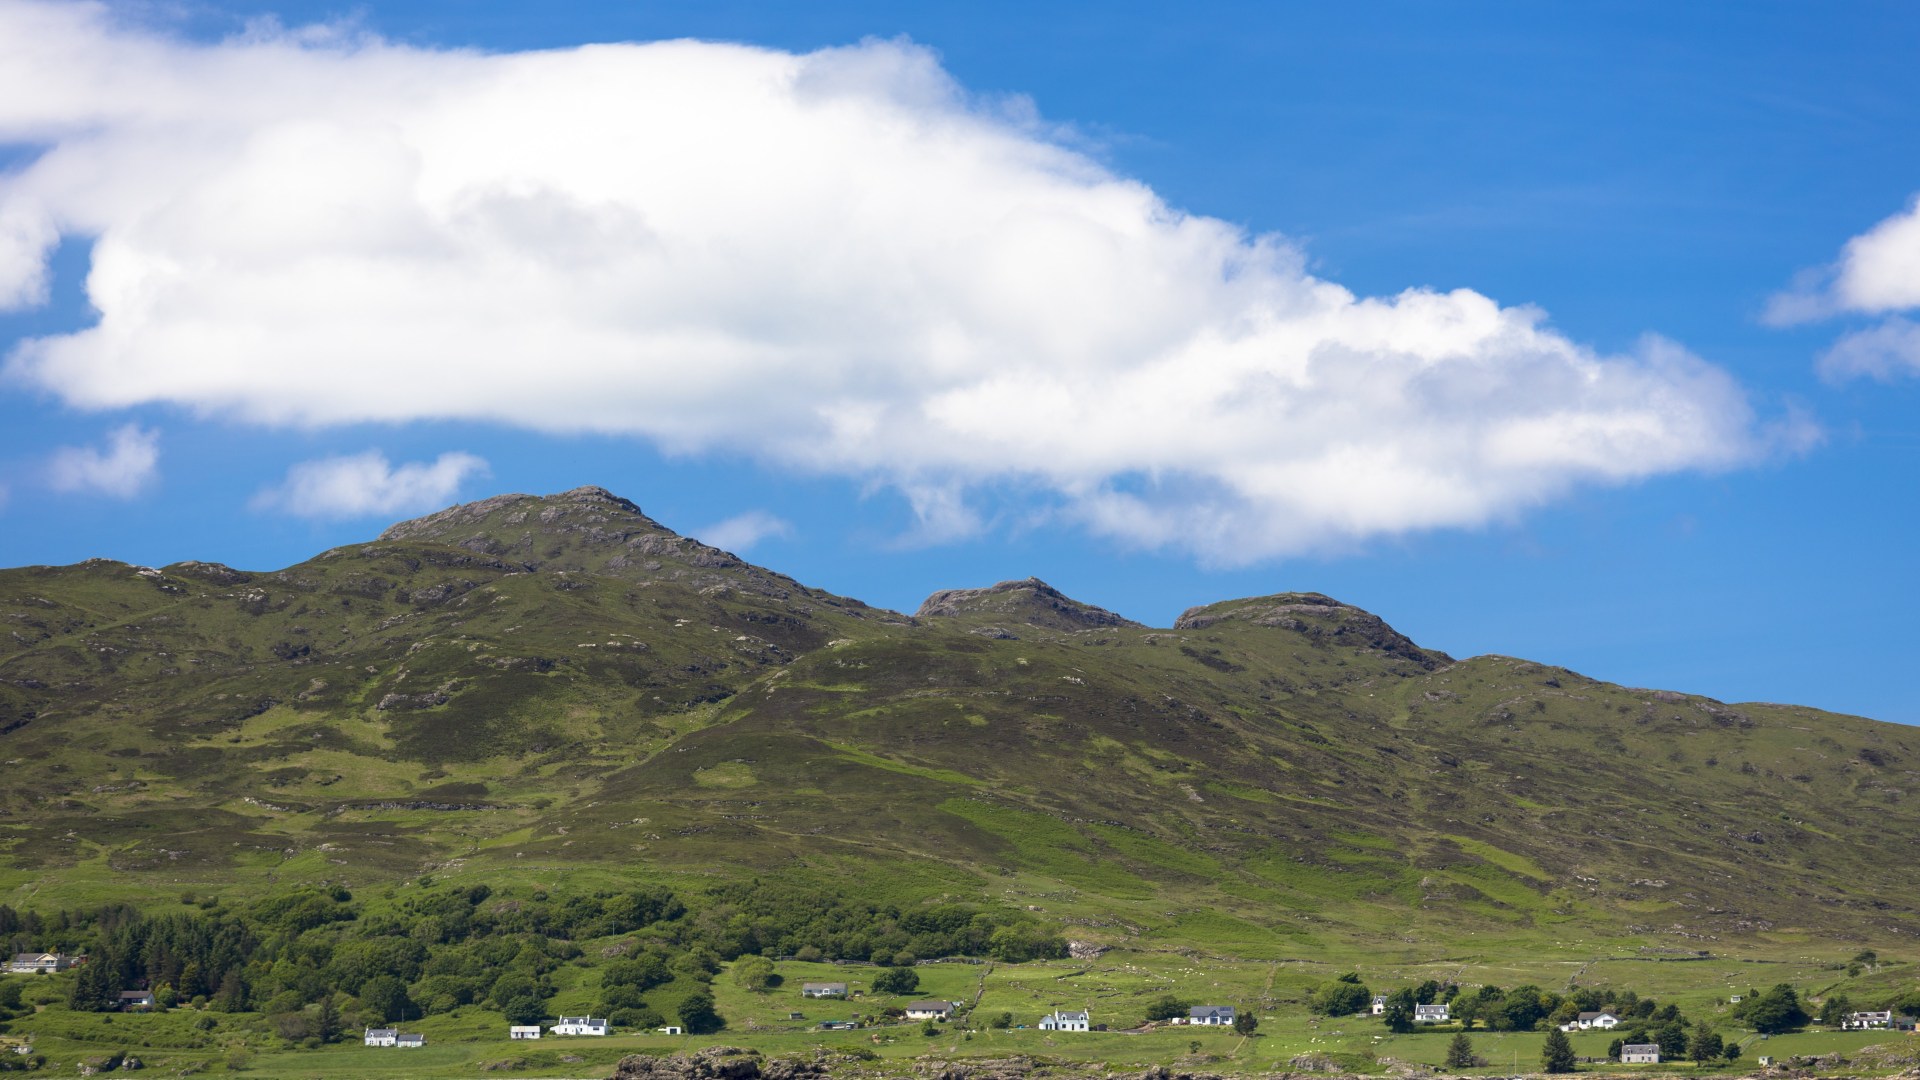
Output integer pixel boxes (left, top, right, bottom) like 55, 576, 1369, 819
378, 485, 667, 546
1176, 591, 1452, 670
916, 577, 1142, 633
370, 487, 869, 608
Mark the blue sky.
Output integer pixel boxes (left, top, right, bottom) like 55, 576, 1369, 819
1, 1, 1917, 722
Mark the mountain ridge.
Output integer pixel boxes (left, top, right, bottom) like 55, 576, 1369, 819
1, 486, 1915, 956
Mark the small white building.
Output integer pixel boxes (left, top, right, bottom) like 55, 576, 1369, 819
1843, 1010, 1895, 1030
1414, 1004, 1449, 1024
1562, 1010, 1620, 1031
1189, 1005, 1236, 1026
396, 1033, 425, 1048
364, 1028, 398, 1047
1371, 995, 1388, 1015
660, 1026, 685, 1035
803, 982, 849, 998
1622, 1044, 1661, 1064
905, 1001, 954, 1021
552, 1016, 611, 1036
1040, 1009, 1090, 1031
509, 1026, 541, 1040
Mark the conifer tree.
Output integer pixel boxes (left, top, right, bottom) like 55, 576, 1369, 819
1541, 1028, 1577, 1073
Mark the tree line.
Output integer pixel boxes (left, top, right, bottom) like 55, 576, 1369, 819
0, 880, 1067, 1047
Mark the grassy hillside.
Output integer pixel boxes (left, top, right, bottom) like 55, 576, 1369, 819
2, 484, 1917, 959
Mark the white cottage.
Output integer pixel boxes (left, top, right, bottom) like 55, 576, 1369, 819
1562, 1010, 1620, 1031
396, 1033, 425, 1048
364, 1028, 398, 1047
1622, 1044, 1660, 1064
1414, 1004, 1450, 1024
1040, 1009, 1090, 1031
509, 1025, 542, 1040
552, 1016, 611, 1036
1189, 1006, 1236, 1026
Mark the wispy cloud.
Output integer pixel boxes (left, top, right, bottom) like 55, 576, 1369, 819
0, 4, 1773, 562
696, 510, 794, 553
253, 450, 488, 519
45, 424, 159, 497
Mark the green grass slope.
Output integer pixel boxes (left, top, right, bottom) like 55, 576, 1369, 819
3, 486, 1917, 958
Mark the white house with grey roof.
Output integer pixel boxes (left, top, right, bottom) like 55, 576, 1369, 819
1414, 1004, 1449, 1024
1622, 1044, 1660, 1064
1040, 1009, 1090, 1031
1189, 1005, 1235, 1026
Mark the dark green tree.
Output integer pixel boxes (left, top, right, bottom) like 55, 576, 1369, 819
871, 967, 920, 995
1606, 1038, 1624, 1061
357, 975, 414, 1024
1145, 995, 1190, 1023
1541, 1028, 1577, 1073
1446, 1033, 1478, 1069
502, 994, 547, 1026
67, 958, 117, 1012
314, 994, 343, 1044
1311, 978, 1372, 1017
1233, 1011, 1258, 1035
677, 990, 723, 1034
1723, 1041, 1743, 1063
1689, 1026, 1724, 1064
990, 1012, 1012, 1029
1745, 985, 1809, 1035
1384, 988, 1418, 1033
1653, 1021, 1689, 1059
1817, 993, 1852, 1026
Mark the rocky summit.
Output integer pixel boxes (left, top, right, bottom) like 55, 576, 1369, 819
916, 576, 1145, 634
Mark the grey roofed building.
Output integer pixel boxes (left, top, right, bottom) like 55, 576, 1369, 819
1621, 1044, 1660, 1064
1040, 1009, 1091, 1031
1189, 1005, 1236, 1025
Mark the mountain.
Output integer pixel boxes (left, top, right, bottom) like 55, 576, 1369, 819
2, 487, 1916, 957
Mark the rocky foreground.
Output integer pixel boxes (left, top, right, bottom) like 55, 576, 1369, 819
607, 1046, 1920, 1080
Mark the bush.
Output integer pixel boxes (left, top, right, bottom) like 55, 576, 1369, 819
871, 967, 920, 995
1145, 995, 1190, 1023
1311, 979, 1371, 1017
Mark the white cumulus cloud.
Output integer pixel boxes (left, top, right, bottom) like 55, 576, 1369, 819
0, 3, 1776, 561
45, 424, 159, 497
1770, 195, 1920, 384
696, 510, 795, 553
253, 450, 488, 519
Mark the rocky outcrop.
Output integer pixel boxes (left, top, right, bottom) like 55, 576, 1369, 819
612, 1048, 830, 1080
917, 578, 1142, 632
1175, 592, 1451, 670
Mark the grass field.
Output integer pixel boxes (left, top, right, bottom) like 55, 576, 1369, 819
8, 949, 1914, 1078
